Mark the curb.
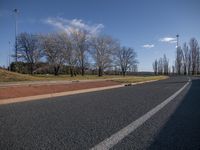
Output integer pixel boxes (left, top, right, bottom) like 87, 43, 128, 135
0, 79, 160, 105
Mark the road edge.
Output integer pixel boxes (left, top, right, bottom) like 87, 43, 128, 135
90, 79, 190, 150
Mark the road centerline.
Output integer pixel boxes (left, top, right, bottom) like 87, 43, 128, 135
90, 80, 190, 150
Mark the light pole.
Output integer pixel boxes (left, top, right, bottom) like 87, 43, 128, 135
176, 34, 179, 48
13, 8, 19, 63
8, 41, 11, 71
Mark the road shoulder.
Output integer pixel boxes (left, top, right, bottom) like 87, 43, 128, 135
0, 79, 161, 105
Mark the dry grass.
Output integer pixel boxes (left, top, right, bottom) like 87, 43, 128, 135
0, 69, 168, 83
0, 69, 121, 82
33, 74, 122, 81
111, 75, 168, 83
0, 69, 40, 82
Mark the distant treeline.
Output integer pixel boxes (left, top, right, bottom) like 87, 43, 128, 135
153, 37, 200, 75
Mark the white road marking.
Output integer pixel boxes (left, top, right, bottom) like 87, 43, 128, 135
91, 80, 190, 150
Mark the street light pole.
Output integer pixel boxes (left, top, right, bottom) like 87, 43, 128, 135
8, 41, 11, 71
13, 9, 19, 63
176, 34, 179, 48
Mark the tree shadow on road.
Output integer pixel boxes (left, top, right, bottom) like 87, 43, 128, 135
148, 79, 200, 150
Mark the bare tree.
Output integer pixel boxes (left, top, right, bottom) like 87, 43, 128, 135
58, 32, 78, 77
175, 46, 183, 75
182, 42, 189, 75
71, 29, 89, 76
188, 50, 192, 75
42, 33, 65, 76
152, 59, 158, 75
189, 38, 199, 75
17, 32, 43, 74
197, 49, 200, 74
163, 54, 169, 75
90, 35, 118, 76
158, 58, 163, 75
115, 46, 137, 76
172, 65, 175, 75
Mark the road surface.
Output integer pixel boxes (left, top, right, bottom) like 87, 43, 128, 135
0, 76, 200, 149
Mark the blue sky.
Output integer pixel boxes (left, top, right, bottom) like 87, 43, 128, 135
0, 0, 200, 71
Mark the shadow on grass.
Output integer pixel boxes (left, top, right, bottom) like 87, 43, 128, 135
148, 79, 200, 150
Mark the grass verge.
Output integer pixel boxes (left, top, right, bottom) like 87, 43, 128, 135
0, 69, 168, 83
111, 75, 168, 83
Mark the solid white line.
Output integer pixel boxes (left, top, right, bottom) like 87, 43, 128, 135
90, 80, 190, 150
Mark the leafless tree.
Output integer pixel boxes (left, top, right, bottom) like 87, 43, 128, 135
42, 33, 65, 76
153, 54, 169, 75
58, 32, 78, 77
163, 54, 169, 75
90, 35, 118, 76
152, 59, 158, 75
131, 64, 138, 73
172, 65, 175, 75
71, 29, 89, 76
115, 46, 137, 76
182, 42, 189, 75
175, 46, 183, 75
16, 32, 43, 74
158, 58, 163, 75
189, 38, 199, 75
197, 50, 200, 74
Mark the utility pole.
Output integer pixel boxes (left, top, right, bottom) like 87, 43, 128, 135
13, 9, 19, 62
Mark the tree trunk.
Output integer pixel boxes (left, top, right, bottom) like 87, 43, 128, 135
98, 66, 103, 77
70, 66, 74, 77
122, 69, 126, 76
54, 66, 60, 76
81, 66, 85, 76
30, 63, 34, 75
184, 65, 187, 75
192, 66, 195, 75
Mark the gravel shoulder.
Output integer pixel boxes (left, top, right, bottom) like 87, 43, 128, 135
0, 80, 120, 100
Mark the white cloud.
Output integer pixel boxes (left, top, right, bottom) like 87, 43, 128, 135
142, 44, 155, 48
44, 17, 104, 35
159, 37, 177, 44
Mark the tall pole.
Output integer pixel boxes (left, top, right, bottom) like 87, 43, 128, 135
8, 41, 11, 71
176, 34, 179, 48
13, 9, 18, 62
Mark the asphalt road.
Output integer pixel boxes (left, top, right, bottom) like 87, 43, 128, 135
0, 76, 200, 150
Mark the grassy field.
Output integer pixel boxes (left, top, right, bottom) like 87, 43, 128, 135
0, 69, 168, 83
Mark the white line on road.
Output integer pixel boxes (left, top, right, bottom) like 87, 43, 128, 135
90, 80, 190, 150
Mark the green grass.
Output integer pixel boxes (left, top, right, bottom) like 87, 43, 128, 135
0, 69, 168, 83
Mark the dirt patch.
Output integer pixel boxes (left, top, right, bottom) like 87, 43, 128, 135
0, 81, 120, 100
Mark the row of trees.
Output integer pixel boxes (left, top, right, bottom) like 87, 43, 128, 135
175, 38, 199, 75
152, 37, 200, 75
13, 30, 138, 76
153, 54, 169, 75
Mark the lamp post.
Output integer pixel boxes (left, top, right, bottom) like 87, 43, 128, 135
13, 9, 19, 63
176, 34, 179, 48
8, 41, 11, 71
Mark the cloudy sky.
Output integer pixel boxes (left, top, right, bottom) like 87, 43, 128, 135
0, 0, 200, 71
